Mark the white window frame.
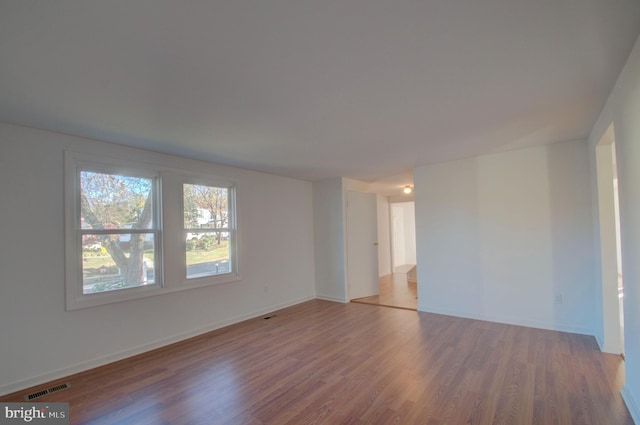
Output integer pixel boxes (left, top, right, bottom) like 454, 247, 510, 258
64, 151, 164, 310
64, 150, 241, 310
181, 177, 239, 286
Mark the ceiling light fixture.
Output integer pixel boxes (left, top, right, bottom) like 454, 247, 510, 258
403, 185, 412, 194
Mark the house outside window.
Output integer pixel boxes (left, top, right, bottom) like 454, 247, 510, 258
183, 182, 236, 280
65, 150, 240, 310
80, 170, 160, 294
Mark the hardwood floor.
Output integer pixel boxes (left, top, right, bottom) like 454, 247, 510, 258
1, 300, 632, 424
352, 273, 417, 310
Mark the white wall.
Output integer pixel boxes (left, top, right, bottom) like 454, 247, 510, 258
391, 202, 416, 267
313, 178, 391, 297
313, 178, 347, 302
414, 139, 596, 335
0, 123, 316, 396
404, 204, 416, 265
589, 34, 640, 424
376, 195, 392, 277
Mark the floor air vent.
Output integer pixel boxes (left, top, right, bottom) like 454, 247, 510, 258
24, 383, 70, 401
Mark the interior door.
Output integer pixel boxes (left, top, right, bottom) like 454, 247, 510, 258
346, 190, 379, 299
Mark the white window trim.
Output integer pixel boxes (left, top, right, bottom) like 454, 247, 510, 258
64, 150, 241, 311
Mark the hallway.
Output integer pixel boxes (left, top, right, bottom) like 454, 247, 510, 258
351, 273, 417, 310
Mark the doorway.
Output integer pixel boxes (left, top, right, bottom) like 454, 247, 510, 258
352, 200, 417, 310
391, 202, 417, 273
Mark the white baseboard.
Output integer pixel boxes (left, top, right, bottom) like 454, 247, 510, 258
622, 385, 640, 424
315, 294, 348, 303
600, 343, 624, 355
419, 305, 594, 336
594, 332, 625, 355
0, 295, 315, 397
595, 334, 605, 351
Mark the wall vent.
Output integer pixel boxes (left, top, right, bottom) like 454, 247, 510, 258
24, 383, 71, 401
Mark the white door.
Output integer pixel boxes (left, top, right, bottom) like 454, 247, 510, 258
346, 190, 379, 299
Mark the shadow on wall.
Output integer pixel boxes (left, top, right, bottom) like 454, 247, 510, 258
416, 140, 595, 334
546, 141, 596, 333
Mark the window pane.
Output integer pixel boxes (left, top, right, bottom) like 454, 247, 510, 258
186, 231, 230, 279
81, 171, 153, 230
183, 184, 229, 230
82, 233, 155, 294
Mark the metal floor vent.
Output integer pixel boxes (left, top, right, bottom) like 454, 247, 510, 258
24, 383, 71, 401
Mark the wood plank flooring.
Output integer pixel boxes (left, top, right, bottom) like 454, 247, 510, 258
352, 273, 418, 310
1, 300, 632, 424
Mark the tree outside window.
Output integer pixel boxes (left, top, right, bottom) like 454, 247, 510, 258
80, 171, 158, 294
65, 150, 239, 310
183, 183, 233, 279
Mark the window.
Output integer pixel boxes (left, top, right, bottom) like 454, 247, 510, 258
65, 151, 240, 310
183, 183, 236, 280
80, 170, 159, 294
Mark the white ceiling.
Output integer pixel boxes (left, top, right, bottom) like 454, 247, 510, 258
1, 1, 639, 193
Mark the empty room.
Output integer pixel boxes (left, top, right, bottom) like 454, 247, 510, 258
1, 2, 640, 424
